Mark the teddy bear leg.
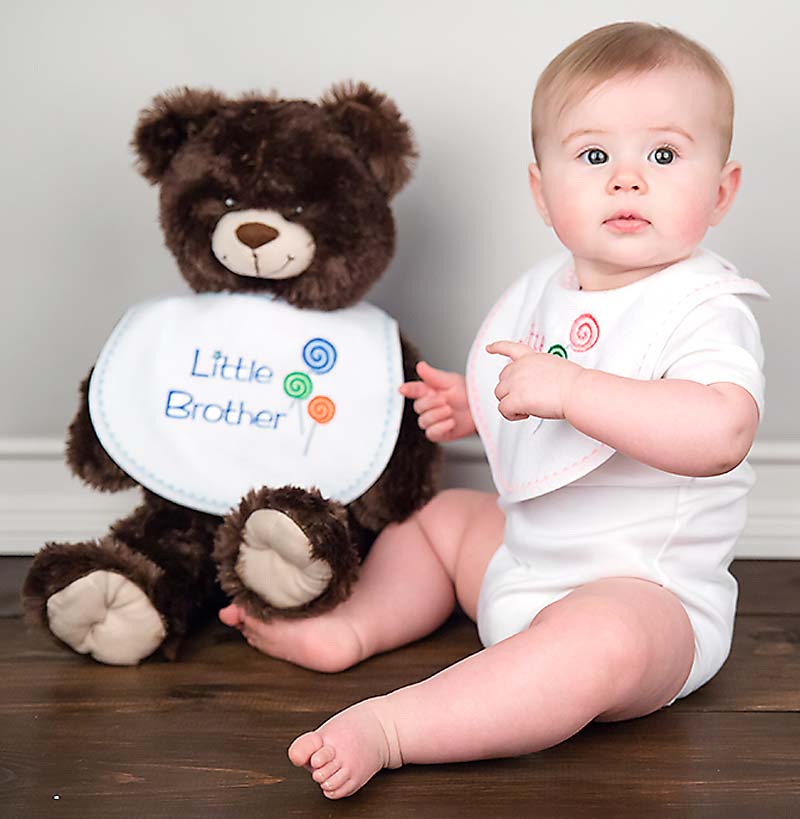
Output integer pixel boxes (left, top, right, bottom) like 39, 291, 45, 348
214, 486, 361, 619
23, 498, 221, 664
23, 538, 168, 665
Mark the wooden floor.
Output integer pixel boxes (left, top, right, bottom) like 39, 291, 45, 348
1, 558, 799, 818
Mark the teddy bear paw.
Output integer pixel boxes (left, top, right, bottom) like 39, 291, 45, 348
46, 570, 166, 665
235, 509, 333, 608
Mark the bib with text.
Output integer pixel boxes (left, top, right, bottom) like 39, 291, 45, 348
89, 294, 404, 514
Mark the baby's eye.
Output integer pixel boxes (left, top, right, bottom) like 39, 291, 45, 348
579, 148, 609, 165
648, 147, 677, 165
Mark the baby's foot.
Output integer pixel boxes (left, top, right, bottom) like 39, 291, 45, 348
219, 604, 365, 673
288, 696, 403, 799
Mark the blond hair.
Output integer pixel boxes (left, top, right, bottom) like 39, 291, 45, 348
531, 22, 734, 164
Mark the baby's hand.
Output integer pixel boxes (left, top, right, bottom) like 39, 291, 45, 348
487, 340, 583, 421
399, 361, 476, 442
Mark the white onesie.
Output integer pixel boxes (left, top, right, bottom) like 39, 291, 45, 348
466, 248, 768, 701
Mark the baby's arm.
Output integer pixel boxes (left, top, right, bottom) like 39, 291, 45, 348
399, 362, 477, 442
565, 371, 758, 476
488, 341, 758, 477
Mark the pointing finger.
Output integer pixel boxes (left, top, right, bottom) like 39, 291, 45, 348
486, 340, 533, 361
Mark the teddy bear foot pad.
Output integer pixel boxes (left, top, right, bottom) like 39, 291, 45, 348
235, 509, 334, 608
46, 570, 167, 665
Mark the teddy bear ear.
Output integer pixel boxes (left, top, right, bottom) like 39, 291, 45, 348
131, 87, 226, 183
320, 82, 417, 197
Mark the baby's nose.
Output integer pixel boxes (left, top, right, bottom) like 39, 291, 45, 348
607, 169, 647, 195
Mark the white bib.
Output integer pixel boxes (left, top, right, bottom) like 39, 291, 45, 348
467, 248, 769, 502
88, 294, 404, 515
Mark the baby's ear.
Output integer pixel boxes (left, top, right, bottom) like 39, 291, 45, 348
528, 163, 552, 227
320, 81, 417, 197
131, 87, 226, 183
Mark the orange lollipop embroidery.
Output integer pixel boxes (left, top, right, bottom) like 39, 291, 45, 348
303, 396, 336, 456
307, 395, 336, 424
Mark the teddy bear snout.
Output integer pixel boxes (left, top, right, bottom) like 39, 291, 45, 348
236, 222, 279, 249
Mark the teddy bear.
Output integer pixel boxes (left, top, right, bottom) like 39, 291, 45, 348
22, 82, 440, 665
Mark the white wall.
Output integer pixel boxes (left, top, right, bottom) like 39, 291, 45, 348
1, 0, 798, 556
2, 0, 798, 441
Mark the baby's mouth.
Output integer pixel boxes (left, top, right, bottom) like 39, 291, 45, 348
604, 212, 651, 233
604, 211, 650, 224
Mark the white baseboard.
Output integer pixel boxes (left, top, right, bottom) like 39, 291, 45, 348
1, 437, 798, 558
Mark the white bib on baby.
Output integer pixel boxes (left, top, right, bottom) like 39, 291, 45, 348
88, 294, 404, 515
466, 248, 769, 502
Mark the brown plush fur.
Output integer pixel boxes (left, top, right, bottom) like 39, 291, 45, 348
214, 486, 361, 621
65, 373, 136, 492
22, 82, 439, 663
133, 82, 416, 310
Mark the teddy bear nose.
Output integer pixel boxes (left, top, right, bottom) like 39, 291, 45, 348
236, 222, 279, 248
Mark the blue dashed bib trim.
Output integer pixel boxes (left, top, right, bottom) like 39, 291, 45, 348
88, 294, 404, 514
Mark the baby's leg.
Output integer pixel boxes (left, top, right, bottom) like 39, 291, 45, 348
219, 489, 503, 672
289, 576, 694, 799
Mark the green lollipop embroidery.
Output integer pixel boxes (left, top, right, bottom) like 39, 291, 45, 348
547, 344, 568, 358
283, 371, 313, 400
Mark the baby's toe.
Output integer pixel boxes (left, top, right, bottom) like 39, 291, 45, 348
323, 779, 357, 800
288, 731, 325, 767
312, 759, 341, 784
310, 745, 336, 768
218, 604, 243, 628
321, 767, 352, 794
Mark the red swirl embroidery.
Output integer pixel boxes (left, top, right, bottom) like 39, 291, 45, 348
569, 313, 600, 352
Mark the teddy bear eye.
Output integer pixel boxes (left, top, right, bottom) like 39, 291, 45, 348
285, 205, 304, 220
223, 196, 237, 208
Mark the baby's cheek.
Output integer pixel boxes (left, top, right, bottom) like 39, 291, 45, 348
548, 199, 587, 248
541, 179, 588, 245
672, 202, 711, 245
668, 181, 717, 245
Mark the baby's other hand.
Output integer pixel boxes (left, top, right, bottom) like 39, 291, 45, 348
399, 361, 476, 442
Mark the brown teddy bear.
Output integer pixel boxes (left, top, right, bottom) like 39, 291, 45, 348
22, 82, 439, 665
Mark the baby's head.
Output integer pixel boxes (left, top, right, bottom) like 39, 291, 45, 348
528, 22, 741, 288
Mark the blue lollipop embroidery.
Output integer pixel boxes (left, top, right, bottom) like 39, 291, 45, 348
303, 337, 337, 374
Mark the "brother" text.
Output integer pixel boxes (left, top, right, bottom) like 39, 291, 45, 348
165, 390, 285, 430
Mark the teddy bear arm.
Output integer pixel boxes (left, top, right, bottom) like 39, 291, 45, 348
65, 370, 138, 492
348, 336, 441, 531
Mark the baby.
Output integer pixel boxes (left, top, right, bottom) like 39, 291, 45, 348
220, 22, 768, 799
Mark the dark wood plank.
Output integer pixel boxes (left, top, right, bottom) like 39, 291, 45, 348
732, 560, 800, 615
2, 557, 800, 817
0, 557, 30, 617
3, 611, 799, 719
673, 615, 800, 712
2, 705, 798, 817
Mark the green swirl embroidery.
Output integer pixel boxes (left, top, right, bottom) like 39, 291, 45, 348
283, 371, 313, 399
